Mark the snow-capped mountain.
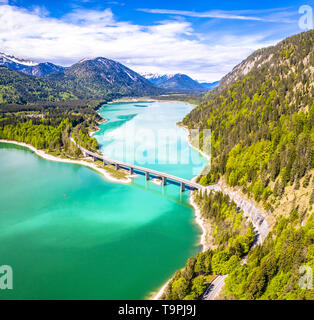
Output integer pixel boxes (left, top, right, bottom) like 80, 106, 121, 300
0, 52, 38, 67
0, 52, 65, 76
142, 72, 217, 91
140, 73, 174, 86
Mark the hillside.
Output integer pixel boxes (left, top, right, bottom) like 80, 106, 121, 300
0, 67, 77, 104
0, 57, 160, 104
49, 57, 160, 98
183, 30, 313, 217
164, 29, 314, 301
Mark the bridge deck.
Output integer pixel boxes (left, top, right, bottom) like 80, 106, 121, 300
74, 139, 203, 190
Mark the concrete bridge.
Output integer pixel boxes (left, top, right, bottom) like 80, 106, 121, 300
74, 139, 203, 192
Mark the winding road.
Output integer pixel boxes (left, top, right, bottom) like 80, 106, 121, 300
202, 275, 227, 300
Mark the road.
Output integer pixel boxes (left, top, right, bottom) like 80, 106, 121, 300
202, 275, 227, 300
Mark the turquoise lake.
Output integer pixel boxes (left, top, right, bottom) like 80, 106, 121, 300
0, 101, 207, 299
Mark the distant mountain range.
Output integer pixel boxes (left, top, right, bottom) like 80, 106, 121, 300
199, 81, 220, 90
142, 73, 219, 91
0, 52, 219, 105
0, 53, 66, 77
0, 55, 160, 104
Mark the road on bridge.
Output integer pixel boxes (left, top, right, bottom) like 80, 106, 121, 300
71, 135, 203, 192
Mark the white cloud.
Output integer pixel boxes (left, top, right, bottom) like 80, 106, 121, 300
138, 9, 265, 21
138, 8, 297, 23
0, 5, 278, 81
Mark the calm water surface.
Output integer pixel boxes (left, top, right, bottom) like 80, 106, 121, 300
0, 101, 207, 299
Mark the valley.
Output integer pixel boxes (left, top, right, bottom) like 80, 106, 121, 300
0, 28, 313, 301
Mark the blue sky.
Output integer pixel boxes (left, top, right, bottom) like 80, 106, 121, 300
0, 0, 312, 81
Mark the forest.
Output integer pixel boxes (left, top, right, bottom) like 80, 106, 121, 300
162, 190, 313, 300
183, 30, 314, 213
0, 103, 101, 157
224, 208, 314, 300
163, 30, 314, 301
162, 191, 255, 300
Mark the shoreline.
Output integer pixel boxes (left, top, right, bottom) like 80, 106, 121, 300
151, 279, 171, 301
177, 123, 211, 162
151, 126, 210, 300
151, 190, 210, 300
0, 139, 132, 185
108, 97, 193, 106
189, 193, 208, 253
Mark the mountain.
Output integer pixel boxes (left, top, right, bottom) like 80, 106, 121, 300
142, 73, 208, 91
174, 29, 314, 301
184, 30, 313, 203
184, 29, 313, 219
0, 66, 77, 104
141, 73, 173, 86
0, 57, 160, 104
199, 81, 219, 90
142, 72, 219, 91
48, 57, 160, 97
0, 52, 65, 76
24, 62, 66, 77
217, 32, 313, 90
0, 52, 38, 68
158, 74, 206, 91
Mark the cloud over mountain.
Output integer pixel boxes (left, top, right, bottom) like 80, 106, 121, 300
0, 4, 286, 81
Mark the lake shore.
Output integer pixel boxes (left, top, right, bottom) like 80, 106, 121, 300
151, 127, 211, 300
0, 139, 132, 184
108, 97, 193, 105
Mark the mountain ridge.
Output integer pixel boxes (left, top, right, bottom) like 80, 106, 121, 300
142, 72, 218, 91
0, 52, 66, 77
0, 56, 161, 104
218, 31, 313, 90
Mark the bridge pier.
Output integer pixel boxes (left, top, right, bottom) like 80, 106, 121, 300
71, 137, 203, 192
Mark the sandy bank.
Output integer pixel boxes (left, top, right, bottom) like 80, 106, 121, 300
0, 139, 132, 185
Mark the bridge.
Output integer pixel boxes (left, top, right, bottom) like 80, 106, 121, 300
73, 138, 203, 192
